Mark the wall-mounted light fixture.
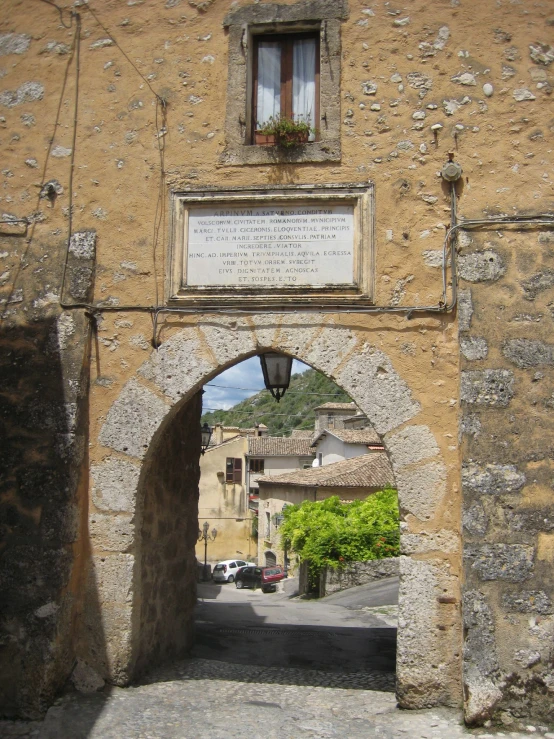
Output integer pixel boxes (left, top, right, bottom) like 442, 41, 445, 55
201, 422, 212, 455
259, 352, 293, 402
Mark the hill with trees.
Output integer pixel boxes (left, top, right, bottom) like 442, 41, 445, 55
201, 368, 352, 437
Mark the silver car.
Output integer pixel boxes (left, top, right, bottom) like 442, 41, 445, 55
212, 559, 256, 583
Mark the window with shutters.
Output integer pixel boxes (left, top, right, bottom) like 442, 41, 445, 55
249, 458, 265, 474
226, 457, 242, 483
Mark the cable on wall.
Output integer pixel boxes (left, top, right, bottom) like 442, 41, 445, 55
59, 10, 81, 308
18, 9, 554, 348
55, 1, 168, 309
1, 5, 78, 321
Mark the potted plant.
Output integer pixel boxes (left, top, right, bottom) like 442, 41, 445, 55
255, 115, 315, 148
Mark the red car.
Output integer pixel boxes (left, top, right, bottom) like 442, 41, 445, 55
235, 565, 285, 593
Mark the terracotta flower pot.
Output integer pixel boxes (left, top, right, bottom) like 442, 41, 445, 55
255, 132, 276, 145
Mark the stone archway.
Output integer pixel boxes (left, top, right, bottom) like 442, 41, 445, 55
88, 315, 461, 709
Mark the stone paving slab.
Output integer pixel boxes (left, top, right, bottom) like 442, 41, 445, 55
1, 659, 553, 739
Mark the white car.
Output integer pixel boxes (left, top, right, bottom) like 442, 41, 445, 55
212, 559, 256, 583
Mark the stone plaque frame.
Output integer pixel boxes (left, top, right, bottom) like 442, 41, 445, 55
168, 183, 375, 309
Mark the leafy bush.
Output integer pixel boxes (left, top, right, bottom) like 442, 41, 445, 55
280, 489, 400, 587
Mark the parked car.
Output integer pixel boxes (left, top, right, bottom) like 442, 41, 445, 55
212, 559, 256, 583
235, 565, 286, 593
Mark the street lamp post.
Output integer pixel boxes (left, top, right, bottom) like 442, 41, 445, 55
198, 521, 217, 581
200, 422, 212, 455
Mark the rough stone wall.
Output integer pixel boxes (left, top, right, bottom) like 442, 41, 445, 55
133, 392, 202, 676
0, 32, 96, 709
0, 230, 94, 716
321, 556, 400, 596
0, 0, 553, 724
459, 229, 554, 726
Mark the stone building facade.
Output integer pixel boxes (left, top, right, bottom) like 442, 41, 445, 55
0, 0, 553, 727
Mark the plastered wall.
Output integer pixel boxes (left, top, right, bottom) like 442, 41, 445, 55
197, 435, 256, 564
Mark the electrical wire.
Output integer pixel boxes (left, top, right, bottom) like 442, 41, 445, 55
82, 2, 169, 307
39, 0, 74, 29
64, 210, 554, 349
205, 383, 350, 395
202, 408, 308, 415
56, 2, 168, 310
59, 10, 81, 308
442, 214, 554, 312
1, 6, 77, 320
15, 3, 554, 338
82, 3, 164, 102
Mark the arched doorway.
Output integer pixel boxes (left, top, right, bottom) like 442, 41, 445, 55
264, 550, 277, 567
86, 316, 461, 709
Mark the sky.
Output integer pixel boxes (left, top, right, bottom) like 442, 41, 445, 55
202, 357, 310, 412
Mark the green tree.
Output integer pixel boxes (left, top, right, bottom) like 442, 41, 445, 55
280, 489, 400, 591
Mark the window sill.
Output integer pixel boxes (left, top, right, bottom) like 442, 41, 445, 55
219, 139, 341, 166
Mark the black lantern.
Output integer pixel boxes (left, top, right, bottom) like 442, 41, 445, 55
259, 352, 293, 402
200, 422, 212, 455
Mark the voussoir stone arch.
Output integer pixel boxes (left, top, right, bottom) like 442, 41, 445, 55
92, 316, 456, 707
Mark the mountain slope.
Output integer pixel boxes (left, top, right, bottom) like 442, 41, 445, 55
201, 369, 352, 437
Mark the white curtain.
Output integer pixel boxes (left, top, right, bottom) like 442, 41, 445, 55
257, 41, 281, 126
293, 38, 316, 139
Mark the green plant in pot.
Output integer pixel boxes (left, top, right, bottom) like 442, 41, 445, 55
256, 115, 315, 148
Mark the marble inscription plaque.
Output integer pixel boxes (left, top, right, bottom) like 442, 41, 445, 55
185, 204, 355, 287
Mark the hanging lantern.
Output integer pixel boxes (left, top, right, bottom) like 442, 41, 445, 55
259, 352, 293, 402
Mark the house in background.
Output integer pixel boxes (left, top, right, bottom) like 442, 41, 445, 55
290, 429, 313, 439
197, 430, 254, 566
313, 401, 360, 432
246, 435, 315, 510
197, 425, 312, 566
209, 422, 268, 447
256, 453, 394, 567
311, 428, 383, 467
198, 402, 387, 569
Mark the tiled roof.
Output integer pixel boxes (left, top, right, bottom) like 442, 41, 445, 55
205, 434, 243, 450
311, 428, 382, 447
313, 402, 358, 412
290, 429, 314, 438
343, 413, 368, 423
248, 436, 315, 457
257, 453, 393, 488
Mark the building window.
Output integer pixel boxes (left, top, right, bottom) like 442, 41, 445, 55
253, 33, 319, 144
249, 458, 265, 474
221, 1, 347, 166
226, 457, 242, 483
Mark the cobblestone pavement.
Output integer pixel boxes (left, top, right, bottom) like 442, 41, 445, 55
1, 659, 553, 739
